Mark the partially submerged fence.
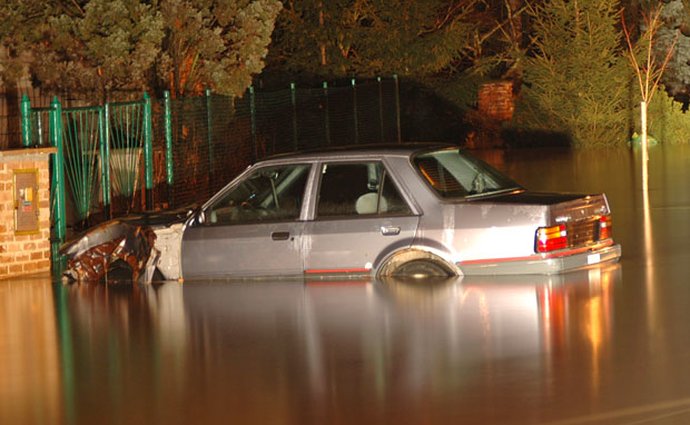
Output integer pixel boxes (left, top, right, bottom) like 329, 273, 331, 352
21, 76, 402, 254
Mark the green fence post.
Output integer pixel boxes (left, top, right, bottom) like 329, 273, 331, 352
50, 96, 67, 271
290, 82, 298, 150
205, 88, 214, 190
36, 111, 46, 147
99, 104, 111, 218
164, 91, 173, 187
393, 74, 401, 143
322, 81, 331, 146
143, 92, 153, 210
249, 85, 257, 161
78, 112, 88, 220
352, 78, 359, 144
21, 94, 31, 147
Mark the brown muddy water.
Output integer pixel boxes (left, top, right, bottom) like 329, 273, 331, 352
3, 145, 690, 425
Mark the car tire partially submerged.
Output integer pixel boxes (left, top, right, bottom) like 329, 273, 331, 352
377, 249, 457, 279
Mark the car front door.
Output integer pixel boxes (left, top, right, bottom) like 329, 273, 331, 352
181, 163, 311, 279
303, 161, 419, 276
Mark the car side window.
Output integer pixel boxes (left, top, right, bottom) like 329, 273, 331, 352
316, 162, 411, 218
205, 164, 310, 225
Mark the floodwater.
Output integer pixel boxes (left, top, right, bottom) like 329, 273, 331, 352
4, 145, 690, 425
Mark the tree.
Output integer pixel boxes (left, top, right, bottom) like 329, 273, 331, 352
518, 0, 630, 147
651, 0, 690, 98
622, 4, 677, 154
268, 0, 478, 80
158, 0, 282, 97
1, 0, 282, 100
30, 0, 164, 102
266, 0, 532, 121
0, 1, 58, 146
0, 0, 50, 82
623, 2, 677, 225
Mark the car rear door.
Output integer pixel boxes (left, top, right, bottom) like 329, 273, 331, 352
181, 163, 312, 279
302, 161, 419, 276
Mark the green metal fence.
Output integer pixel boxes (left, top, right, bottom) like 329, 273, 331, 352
155, 76, 402, 208
23, 94, 154, 219
22, 94, 155, 267
21, 76, 402, 261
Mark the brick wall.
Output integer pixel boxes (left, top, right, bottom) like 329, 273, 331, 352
463, 81, 516, 149
0, 148, 54, 279
477, 81, 515, 122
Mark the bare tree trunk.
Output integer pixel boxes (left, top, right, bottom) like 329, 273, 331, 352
640, 100, 648, 165
640, 100, 649, 203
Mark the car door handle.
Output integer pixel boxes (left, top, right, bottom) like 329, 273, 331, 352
271, 231, 291, 241
380, 226, 401, 236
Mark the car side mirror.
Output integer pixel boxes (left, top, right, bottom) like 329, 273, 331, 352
186, 207, 205, 226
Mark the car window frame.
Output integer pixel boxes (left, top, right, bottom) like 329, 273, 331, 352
198, 162, 315, 226
310, 158, 418, 221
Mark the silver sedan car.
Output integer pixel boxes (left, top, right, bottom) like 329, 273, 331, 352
63, 144, 621, 281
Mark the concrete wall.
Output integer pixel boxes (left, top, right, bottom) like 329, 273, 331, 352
0, 148, 54, 279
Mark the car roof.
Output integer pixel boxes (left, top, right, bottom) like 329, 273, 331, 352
259, 142, 456, 163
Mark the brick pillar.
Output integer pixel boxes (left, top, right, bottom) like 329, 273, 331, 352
0, 148, 55, 279
477, 81, 515, 122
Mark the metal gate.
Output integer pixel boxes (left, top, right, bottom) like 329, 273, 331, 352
20, 94, 154, 264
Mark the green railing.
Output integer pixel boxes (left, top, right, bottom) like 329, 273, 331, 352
61, 105, 101, 222
103, 95, 154, 209
22, 94, 154, 268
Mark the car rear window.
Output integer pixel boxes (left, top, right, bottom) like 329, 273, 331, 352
414, 149, 520, 198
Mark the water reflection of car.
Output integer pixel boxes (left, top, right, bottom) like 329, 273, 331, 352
174, 266, 621, 405
61, 144, 621, 282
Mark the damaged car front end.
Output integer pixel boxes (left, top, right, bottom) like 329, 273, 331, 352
60, 208, 190, 283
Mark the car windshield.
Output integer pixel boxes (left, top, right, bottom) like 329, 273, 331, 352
414, 148, 521, 198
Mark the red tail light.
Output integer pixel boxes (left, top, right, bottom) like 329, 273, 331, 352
535, 224, 568, 253
599, 215, 612, 240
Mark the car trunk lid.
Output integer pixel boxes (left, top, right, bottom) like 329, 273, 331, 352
481, 190, 612, 251
481, 191, 610, 220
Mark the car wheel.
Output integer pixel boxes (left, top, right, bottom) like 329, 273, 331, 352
377, 249, 457, 279
392, 259, 453, 278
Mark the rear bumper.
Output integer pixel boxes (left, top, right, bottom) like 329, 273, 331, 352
457, 243, 622, 276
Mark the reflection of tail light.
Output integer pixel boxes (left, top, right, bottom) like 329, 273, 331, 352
598, 215, 612, 240
535, 224, 567, 253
